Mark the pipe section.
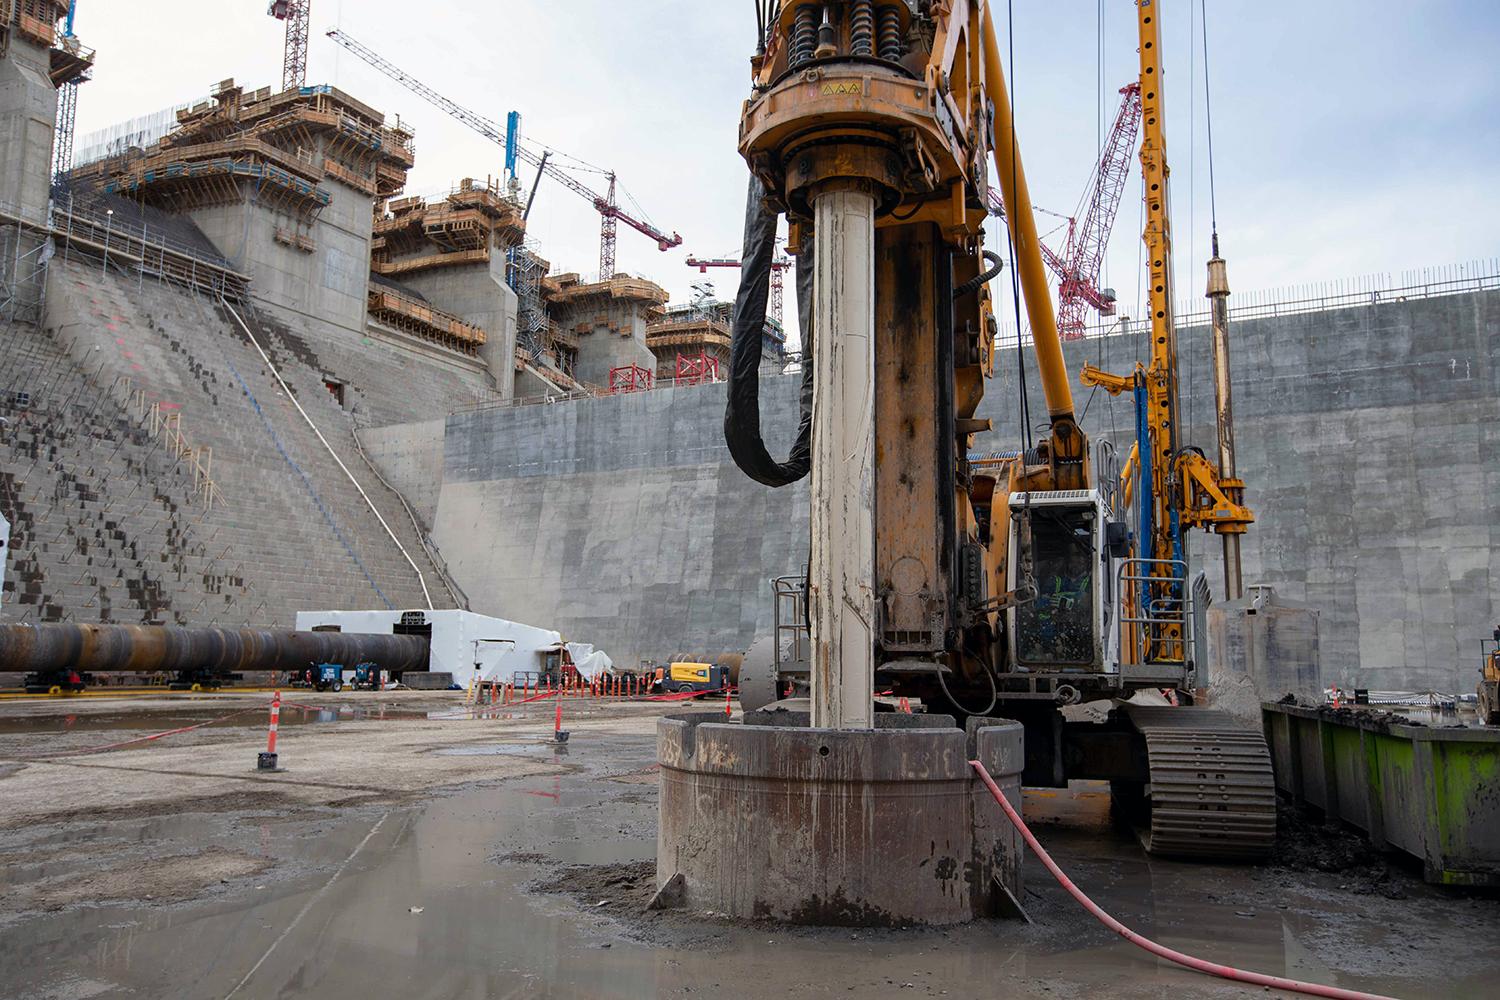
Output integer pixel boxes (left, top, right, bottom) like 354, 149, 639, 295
808, 185, 876, 731
0, 623, 430, 674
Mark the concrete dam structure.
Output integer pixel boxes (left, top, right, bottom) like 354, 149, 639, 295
364, 282, 1498, 692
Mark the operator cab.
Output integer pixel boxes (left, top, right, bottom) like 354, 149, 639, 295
1005, 490, 1124, 675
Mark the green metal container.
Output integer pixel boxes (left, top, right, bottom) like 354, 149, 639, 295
1262, 701, 1500, 886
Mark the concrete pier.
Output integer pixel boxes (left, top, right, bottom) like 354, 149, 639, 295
655, 711, 1024, 925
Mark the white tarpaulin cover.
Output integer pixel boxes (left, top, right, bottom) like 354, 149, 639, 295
566, 642, 614, 680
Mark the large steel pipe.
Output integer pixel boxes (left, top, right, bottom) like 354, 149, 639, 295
0, 623, 430, 673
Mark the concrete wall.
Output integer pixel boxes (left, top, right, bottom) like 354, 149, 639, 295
552, 294, 658, 386
17, 256, 458, 626
0, 33, 56, 222
190, 172, 372, 338
0, 31, 58, 315
363, 378, 810, 667
364, 288, 1498, 691
402, 255, 519, 399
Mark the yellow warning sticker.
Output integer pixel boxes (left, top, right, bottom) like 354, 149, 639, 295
820, 81, 863, 96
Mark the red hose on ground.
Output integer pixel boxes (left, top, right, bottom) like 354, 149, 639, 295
968, 760, 1398, 1000
27, 706, 265, 758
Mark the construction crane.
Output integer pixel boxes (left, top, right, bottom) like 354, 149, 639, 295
1081, 2, 1252, 622
731, 0, 1273, 861
325, 29, 682, 279
685, 251, 792, 325
267, 1, 310, 91
986, 83, 1142, 340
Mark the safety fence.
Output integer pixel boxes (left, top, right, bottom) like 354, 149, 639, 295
993, 259, 1500, 349
466, 671, 727, 707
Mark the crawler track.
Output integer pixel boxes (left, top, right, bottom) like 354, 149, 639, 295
1124, 705, 1277, 860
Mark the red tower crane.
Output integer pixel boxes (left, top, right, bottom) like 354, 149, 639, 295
989, 82, 1142, 340
268, 1, 310, 91
326, 29, 682, 279
685, 251, 793, 325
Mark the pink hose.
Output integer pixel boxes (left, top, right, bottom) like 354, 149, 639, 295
969, 760, 1397, 1000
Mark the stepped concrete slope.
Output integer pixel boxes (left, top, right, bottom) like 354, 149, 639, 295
0, 255, 461, 628
0, 317, 239, 623
364, 287, 1498, 691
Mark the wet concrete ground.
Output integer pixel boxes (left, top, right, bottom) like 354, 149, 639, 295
0, 691, 1496, 999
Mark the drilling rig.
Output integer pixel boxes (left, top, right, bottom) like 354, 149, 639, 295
730, 0, 1274, 859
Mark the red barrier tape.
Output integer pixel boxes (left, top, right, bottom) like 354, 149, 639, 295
643, 686, 733, 703
968, 760, 1396, 1000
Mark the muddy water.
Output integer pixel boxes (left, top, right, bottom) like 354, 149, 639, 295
1, 729, 1496, 998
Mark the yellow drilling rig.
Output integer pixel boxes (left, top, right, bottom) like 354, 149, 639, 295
729, 0, 1274, 858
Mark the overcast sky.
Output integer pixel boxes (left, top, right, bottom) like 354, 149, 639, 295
72, 1, 1499, 342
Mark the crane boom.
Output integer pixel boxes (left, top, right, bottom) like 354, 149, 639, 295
325, 29, 682, 275
1055, 83, 1141, 338
685, 253, 792, 324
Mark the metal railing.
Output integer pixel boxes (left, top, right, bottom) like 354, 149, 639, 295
119, 378, 225, 512
1116, 557, 1190, 667
772, 574, 809, 676
995, 259, 1500, 349
447, 361, 791, 416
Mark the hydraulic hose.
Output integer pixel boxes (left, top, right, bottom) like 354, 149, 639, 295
969, 761, 1397, 1000
723, 175, 813, 487
955, 250, 1004, 299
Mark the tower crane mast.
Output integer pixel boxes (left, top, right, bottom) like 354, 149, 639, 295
267, 1, 310, 91
325, 29, 682, 278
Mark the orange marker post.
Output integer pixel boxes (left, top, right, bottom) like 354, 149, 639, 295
724, 686, 733, 718
257, 691, 281, 771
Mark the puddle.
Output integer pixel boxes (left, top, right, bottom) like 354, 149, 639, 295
0, 704, 414, 735
1, 727, 1494, 999
434, 742, 554, 757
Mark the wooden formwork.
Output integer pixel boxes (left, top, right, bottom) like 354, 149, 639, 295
367, 286, 486, 356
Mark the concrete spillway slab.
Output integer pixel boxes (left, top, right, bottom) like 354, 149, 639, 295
656, 710, 1024, 925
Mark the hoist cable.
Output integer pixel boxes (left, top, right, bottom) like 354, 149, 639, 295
1201, 0, 1220, 237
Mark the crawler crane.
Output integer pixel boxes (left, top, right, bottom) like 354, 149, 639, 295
730, 0, 1274, 858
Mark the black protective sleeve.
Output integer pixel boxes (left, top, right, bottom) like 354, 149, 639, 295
723, 175, 814, 488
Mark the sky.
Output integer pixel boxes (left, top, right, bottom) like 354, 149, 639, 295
70, 1, 1500, 345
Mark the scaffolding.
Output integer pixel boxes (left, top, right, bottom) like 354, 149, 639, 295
646, 301, 732, 379
68, 80, 413, 221
373, 177, 523, 272
509, 240, 549, 362
366, 284, 487, 356
608, 365, 653, 394
674, 352, 721, 386
10, 195, 252, 301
